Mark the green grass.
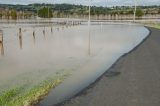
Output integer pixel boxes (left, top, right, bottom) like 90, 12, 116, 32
147, 24, 160, 29
0, 88, 21, 106
0, 72, 69, 106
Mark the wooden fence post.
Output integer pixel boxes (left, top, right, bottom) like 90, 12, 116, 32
0, 30, 4, 56
19, 28, 23, 49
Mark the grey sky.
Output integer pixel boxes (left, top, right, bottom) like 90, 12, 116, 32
0, 0, 160, 6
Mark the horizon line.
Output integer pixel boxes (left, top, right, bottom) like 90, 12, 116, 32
0, 3, 160, 7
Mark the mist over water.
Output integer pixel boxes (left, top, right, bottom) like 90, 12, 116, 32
0, 23, 149, 105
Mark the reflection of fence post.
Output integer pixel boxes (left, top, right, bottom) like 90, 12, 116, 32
51, 27, 53, 33
19, 28, 21, 34
33, 30, 36, 44
57, 27, 59, 31
43, 27, 45, 35
0, 30, 4, 56
43, 27, 46, 39
0, 30, 3, 43
19, 28, 23, 49
62, 26, 64, 30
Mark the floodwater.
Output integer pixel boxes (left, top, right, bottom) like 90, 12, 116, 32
0, 22, 149, 105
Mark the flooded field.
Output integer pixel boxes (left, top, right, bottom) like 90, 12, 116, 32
0, 22, 149, 106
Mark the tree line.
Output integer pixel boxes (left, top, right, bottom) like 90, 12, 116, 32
0, 3, 160, 19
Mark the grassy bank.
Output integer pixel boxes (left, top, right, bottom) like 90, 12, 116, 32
147, 24, 160, 29
0, 72, 70, 106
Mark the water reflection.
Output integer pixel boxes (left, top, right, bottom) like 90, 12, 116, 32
0, 30, 4, 56
43, 27, 46, 39
57, 27, 59, 31
19, 28, 23, 49
51, 27, 53, 33
88, 22, 91, 55
39, 25, 149, 106
0, 42, 4, 56
0, 24, 149, 106
33, 30, 36, 44
66, 25, 68, 28
62, 26, 64, 30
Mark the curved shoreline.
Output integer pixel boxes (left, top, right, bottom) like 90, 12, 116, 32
54, 26, 155, 106
38, 25, 149, 106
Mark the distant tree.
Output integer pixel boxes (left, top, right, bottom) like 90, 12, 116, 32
95, 8, 101, 19
119, 10, 124, 15
38, 7, 53, 18
158, 8, 160, 14
90, 8, 95, 15
56, 11, 61, 17
10, 9, 17, 19
1, 3, 160, 19
18, 11, 24, 19
127, 10, 134, 14
0, 12, 2, 19
24, 12, 33, 19
136, 8, 144, 18
6, 11, 10, 19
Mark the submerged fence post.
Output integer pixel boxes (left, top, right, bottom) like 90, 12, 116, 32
33, 29, 36, 44
0, 30, 4, 56
19, 28, 23, 49
101, 22, 103, 29
57, 27, 59, 31
43, 27, 46, 39
51, 27, 53, 33
0, 30, 3, 43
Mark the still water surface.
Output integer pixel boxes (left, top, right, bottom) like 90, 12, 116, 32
0, 23, 149, 105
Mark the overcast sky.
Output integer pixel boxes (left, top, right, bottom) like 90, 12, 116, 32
0, 0, 160, 6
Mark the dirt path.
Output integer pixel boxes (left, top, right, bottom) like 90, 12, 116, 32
60, 27, 160, 106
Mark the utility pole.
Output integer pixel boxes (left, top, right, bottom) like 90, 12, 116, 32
48, 6, 50, 18
89, 0, 91, 25
88, 0, 91, 55
133, 0, 137, 22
